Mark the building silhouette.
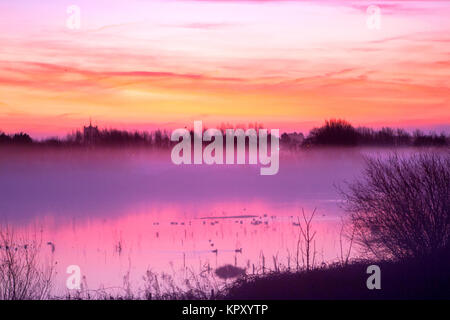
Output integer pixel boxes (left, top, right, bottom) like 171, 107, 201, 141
83, 119, 99, 145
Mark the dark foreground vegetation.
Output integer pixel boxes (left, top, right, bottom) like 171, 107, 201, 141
221, 251, 450, 299
0, 119, 448, 148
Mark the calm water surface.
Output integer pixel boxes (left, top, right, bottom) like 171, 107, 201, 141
0, 147, 397, 294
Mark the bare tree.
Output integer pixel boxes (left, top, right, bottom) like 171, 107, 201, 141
0, 226, 55, 300
341, 152, 450, 259
296, 208, 317, 271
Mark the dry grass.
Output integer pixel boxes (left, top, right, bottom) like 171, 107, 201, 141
0, 226, 55, 300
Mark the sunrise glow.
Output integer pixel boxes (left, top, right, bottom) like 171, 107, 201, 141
0, 0, 448, 138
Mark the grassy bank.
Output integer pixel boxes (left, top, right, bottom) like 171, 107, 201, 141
220, 251, 450, 300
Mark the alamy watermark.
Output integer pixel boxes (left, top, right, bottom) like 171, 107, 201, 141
366, 265, 381, 289
366, 5, 381, 30
66, 5, 81, 30
170, 121, 279, 175
66, 264, 81, 290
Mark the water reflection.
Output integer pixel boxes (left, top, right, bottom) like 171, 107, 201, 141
0, 147, 370, 293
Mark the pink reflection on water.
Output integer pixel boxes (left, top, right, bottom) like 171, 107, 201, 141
15, 200, 346, 295
1, 147, 377, 295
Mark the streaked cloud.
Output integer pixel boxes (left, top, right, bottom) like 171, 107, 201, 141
0, 0, 448, 137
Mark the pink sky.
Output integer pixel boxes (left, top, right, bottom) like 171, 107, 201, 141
0, 0, 449, 138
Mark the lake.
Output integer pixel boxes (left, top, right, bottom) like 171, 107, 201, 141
0, 147, 411, 296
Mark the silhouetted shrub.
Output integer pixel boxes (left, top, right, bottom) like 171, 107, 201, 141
306, 119, 358, 146
11, 132, 32, 144
342, 153, 450, 259
0, 132, 12, 144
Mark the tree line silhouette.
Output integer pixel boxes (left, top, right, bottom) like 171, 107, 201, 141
301, 119, 448, 147
0, 119, 448, 148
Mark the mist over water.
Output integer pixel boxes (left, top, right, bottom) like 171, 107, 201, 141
0, 147, 427, 294
0, 148, 365, 219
